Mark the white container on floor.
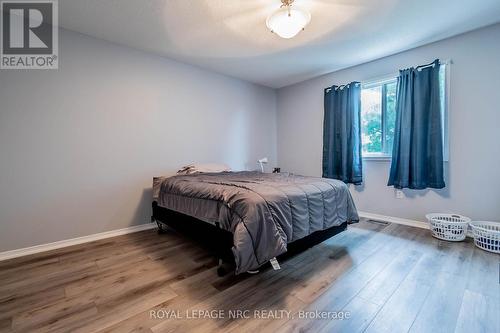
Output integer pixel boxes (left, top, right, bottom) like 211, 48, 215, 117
425, 213, 471, 242
469, 221, 500, 254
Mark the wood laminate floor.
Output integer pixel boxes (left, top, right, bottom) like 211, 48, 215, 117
0, 220, 499, 333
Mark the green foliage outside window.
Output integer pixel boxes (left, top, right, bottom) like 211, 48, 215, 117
361, 81, 396, 155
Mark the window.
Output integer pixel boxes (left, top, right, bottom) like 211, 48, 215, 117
361, 79, 397, 157
361, 65, 447, 159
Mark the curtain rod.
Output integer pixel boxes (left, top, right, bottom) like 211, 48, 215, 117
324, 59, 453, 91
324, 81, 360, 93
416, 59, 440, 70
415, 59, 452, 71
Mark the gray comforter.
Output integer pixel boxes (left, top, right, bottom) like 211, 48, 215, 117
156, 171, 358, 274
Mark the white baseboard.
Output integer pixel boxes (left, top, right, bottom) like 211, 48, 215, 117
0, 223, 157, 262
358, 211, 429, 229
358, 211, 475, 238
0, 211, 469, 262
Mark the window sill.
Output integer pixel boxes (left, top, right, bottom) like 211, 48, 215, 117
362, 154, 392, 161
362, 155, 450, 162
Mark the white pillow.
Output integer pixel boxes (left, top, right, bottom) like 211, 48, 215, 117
177, 163, 231, 175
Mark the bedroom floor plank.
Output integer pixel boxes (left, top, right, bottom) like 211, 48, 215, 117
408, 272, 467, 333
363, 277, 432, 333
0, 286, 66, 321
288, 224, 401, 304
98, 279, 221, 333
318, 296, 379, 333
454, 289, 500, 333
274, 223, 425, 333
0, 220, 498, 333
465, 245, 500, 298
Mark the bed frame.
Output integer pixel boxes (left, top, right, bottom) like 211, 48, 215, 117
152, 201, 348, 276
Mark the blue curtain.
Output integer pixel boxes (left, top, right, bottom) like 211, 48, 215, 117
388, 59, 445, 189
323, 82, 362, 184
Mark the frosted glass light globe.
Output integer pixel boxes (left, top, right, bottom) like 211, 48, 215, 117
266, 6, 311, 39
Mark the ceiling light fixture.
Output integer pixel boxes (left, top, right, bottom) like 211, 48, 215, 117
266, 0, 311, 39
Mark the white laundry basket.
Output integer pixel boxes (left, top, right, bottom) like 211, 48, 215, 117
469, 221, 500, 254
425, 213, 471, 241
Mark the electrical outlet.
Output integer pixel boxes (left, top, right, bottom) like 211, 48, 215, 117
396, 190, 404, 199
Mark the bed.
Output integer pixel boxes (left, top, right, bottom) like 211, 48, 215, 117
152, 171, 358, 275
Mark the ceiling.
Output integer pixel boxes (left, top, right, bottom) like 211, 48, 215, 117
59, 0, 500, 88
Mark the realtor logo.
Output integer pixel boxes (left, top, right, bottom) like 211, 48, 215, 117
1, 0, 58, 69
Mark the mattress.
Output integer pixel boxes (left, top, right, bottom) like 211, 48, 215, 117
154, 171, 358, 274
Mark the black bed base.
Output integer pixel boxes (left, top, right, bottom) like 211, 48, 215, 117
152, 201, 347, 276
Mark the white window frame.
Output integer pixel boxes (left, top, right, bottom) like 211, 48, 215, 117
361, 75, 398, 161
361, 61, 450, 162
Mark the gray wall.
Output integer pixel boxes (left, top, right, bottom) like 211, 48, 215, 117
2, 24, 499, 253
0, 29, 277, 252
277, 24, 500, 222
